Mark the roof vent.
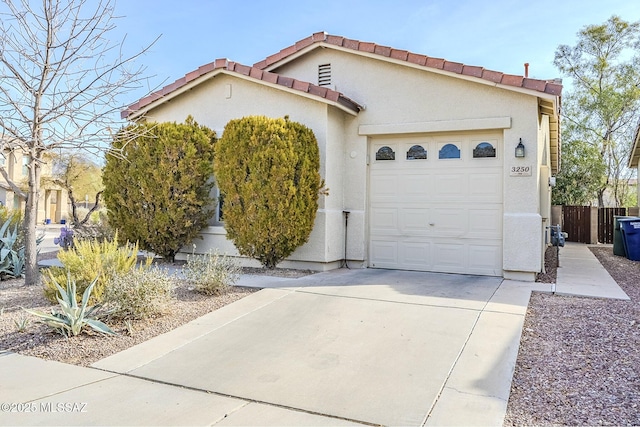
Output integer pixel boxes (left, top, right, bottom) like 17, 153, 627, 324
318, 63, 331, 87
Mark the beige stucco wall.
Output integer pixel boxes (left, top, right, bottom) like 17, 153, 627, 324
275, 48, 551, 279
0, 149, 68, 224
140, 46, 557, 278
147, 74, 346, 267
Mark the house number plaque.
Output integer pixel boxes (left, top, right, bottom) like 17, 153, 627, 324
510, 165, 532, 177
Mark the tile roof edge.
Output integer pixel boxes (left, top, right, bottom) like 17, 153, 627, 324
255, 31, 563, 99
121, 57, 363, 119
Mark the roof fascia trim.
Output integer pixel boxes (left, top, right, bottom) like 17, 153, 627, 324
126, 69, 224, 120
629, 122, 640, 168
127, 68, 359, 121
228, 71, 360, 116
264, 42, 562, 102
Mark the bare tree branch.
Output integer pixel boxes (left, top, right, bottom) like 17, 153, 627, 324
0, 167, 27, 199
0, 0, 160, 285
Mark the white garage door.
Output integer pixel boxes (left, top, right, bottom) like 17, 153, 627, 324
369, 133, 503, 276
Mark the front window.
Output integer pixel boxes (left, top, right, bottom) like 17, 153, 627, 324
439, 144, 460, 159
208, 186, 225, 226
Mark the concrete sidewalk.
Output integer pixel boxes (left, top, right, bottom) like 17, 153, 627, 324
554, 242, 629, 300
1, 244, 628, 426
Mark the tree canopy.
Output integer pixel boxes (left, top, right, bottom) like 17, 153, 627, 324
48, 153, 104, 226
554, 15, 640, 207
0, 0, 155, 284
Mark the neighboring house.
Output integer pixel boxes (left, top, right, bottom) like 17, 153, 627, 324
122, 32, 562, 281
596, 178, 638, 208
0, 145, 68, 224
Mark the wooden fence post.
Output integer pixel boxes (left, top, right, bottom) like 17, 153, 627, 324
589, 207, 598, 244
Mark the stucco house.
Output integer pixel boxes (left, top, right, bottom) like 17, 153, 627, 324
0, 143, 68, 224
122, 32, 562, 281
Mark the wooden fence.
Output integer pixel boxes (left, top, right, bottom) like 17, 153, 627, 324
563, 206, 593, 243
598, 207, 627, 244
561, 206, 634, 244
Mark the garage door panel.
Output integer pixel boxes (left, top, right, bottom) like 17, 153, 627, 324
431, 208, 467, 237
468, 245, 502, 275
370, 175, 398, 201
370, 240, 398, 267
400, 242, 431, 269
432, 243, 466, 272
402, 208, 432, 234
467, 208, 502, 238
401, 174, 433, 201
370, 208, 398, 234
369, 134, 503, 276
433, 175, 467, 199
468, 173, 502, 202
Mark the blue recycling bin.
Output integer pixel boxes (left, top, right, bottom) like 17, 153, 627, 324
619, 218, 640, 261
613, 216, 638, 256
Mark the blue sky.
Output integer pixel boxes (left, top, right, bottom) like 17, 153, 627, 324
113, 0, 640, 104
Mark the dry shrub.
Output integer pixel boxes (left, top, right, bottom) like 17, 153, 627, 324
104, 267, 176, 320
185, 250, 240, 295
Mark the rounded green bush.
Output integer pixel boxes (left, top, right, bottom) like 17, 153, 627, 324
103, 116, 216, 261
214, 116, 324, 269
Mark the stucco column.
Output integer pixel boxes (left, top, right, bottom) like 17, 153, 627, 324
37, 190, 49, 224
502, 127, 542, 282
56, 190, 68, 223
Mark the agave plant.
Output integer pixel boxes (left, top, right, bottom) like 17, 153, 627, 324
13, 314, 30, 333
24, 273, 115, 337
0, 219, 43, 279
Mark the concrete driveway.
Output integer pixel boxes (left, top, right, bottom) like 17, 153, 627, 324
88, 269, 538, 426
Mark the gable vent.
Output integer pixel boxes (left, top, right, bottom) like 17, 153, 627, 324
318, 63, 331, 87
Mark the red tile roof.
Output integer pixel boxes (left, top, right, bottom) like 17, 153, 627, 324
254, 32, 563, 97
122, 59, 363, 119
123, 32, 562, 119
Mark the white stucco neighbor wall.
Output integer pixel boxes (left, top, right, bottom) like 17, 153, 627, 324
538, 115, 553, 272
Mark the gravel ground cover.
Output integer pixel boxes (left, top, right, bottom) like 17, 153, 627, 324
0, 255, 311, 367
2, 247, 639, 426
504, 246, 640, 426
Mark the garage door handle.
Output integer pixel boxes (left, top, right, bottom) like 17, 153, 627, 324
429, 222, 435, 226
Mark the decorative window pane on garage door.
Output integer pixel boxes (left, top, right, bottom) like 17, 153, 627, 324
376, 146, 395, 160
473, 142, 496, 158
406, 145, 427, 160
438, 143, 460, 159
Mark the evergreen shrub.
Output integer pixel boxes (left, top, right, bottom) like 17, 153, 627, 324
214, 116, 324, 269
103, 116, 216, 261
